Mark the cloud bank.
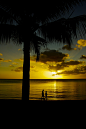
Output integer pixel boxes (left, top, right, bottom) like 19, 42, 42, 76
48, 60, 84, 72
31, 50, 69, 63
76, 39, 86, 49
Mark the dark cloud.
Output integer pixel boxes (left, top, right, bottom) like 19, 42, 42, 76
61, 68, 86, 75
0, 58, 3, 61
62, 45, 77, 51
64, 60, 84, 65
80, 65, 86, 71
11, 67, 23, 72
48, 60, 84, 72
31, 50, 69, 63
48, 64, 65, 72
54, 65, 86, 75
30, 66, 35, 68
80, 55, 86, 59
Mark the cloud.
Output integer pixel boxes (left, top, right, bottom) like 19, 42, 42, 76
0, 58, 12, 62
31, 69, 38, 72
80, 55, 86, 59
18, 48, 22, 51
12, 62, 18, 65
9, 65, 14, 67
30, 66, 35, 68
62, 45, 77, 51
3, 59, 12, 62
61, 67, 86, 75
0, 58, 12, 64
19, 58, 23, 61
0, 53, 3, 56
0, 58, 3, 61
31, 50, 69, 63
14, 58, 23, 62
76, 39, 86, 49
48, 60, 84, 73
64, 60, 84, 65
48, 64, 65, 72
11, 67, 23, 72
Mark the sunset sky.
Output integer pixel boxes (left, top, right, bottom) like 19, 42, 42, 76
0, 2, 86, 79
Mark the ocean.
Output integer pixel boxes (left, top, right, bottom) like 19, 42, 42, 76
0, 79, 86, 100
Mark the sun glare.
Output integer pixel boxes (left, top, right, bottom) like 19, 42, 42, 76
57, 70, 63, 73
52, 72, 56, 75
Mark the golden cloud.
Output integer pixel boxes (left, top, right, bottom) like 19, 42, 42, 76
0, 53, 3, 56
12, 62, 18, 65
77, 39, 86, 49
14, 58, 23, 62
18, 48, 22, 51
9, 65, 14, 67
0, 58, 12, 63
11, 67, 23, 72
19, 58, 23, 61
3, 59, 12, 62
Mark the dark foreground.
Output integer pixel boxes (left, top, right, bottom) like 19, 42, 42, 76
0, 99, 86, 101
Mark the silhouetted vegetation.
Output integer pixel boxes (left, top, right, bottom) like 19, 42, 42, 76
0, 0, 86, 100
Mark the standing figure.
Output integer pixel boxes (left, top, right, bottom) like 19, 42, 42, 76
45, 91, 47, 100
45, 91, 47, 98
42, 90, 44, 98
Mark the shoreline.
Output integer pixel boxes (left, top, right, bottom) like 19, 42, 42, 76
0, 99, 86, 101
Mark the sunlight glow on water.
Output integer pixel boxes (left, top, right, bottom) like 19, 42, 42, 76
0, 79, 86, 100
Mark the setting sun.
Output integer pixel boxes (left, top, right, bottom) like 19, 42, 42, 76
52, 72, 56, 75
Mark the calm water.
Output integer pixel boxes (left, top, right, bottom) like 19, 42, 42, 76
0, 79, 86, 100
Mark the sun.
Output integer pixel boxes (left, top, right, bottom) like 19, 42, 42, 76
57, 70, 63, 73
52, 72, 56, 74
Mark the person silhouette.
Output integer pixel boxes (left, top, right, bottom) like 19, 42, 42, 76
42, 90, 44, 98
45, 91, 47, 98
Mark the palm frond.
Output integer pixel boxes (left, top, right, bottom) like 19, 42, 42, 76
0, 24, 47, 46
38, 15, 86, 45
0, 24, 15, 43
0, 0, 86, 24
0, 8, 18, 24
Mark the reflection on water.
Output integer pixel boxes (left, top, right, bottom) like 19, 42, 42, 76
0, 79, 86, 100
30, 79, 86, 100
0, 79, 22, 100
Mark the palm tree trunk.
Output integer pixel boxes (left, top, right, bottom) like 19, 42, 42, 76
22, 39, 30, 101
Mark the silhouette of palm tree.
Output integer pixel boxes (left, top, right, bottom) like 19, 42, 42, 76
0, 0, 86, 100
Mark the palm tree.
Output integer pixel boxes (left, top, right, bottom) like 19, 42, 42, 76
0, 0, 86, 100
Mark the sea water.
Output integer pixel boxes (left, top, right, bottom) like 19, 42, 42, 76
0, 79, 86, 100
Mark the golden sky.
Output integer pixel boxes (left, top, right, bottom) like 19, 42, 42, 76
0, 39, 86, 79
